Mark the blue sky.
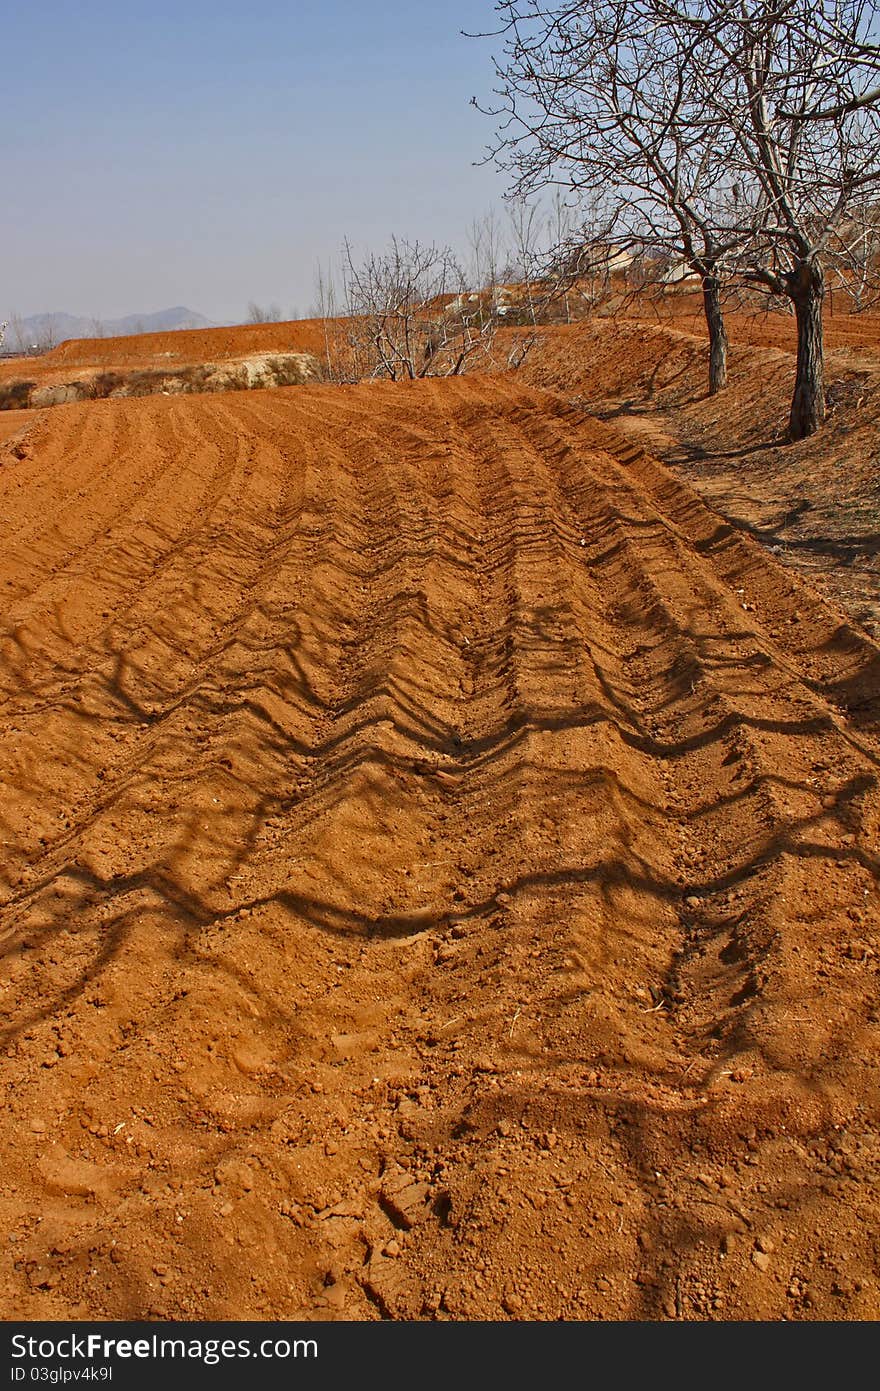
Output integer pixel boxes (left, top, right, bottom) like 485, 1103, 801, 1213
3, 1, 511, 323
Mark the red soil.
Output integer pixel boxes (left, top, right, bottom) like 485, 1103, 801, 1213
1, 367, 879, 1321
513, 312, 880, 638
0, 319, 329, 387
614, 286, 880, 358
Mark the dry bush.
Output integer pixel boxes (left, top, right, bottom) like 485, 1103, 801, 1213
0, 380, 35, 411
321, 237, 500, 382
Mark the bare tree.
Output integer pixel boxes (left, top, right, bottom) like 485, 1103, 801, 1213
829, 205, 880, 313
501, 194, 613, 327
311, 261, 345, 381
543, 190, 584, 321
247, 301, 283, 324
662, 0, 880, 437
479, 1, 744, 393
337, 236, 498, 381
536, 193, 634, 321
503, 197, 545, 324
7, 315, 26, 353
35, 314, 59, 353
468, 208, 505, 294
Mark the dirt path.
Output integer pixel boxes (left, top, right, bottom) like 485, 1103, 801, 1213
1, 377, 879, 1321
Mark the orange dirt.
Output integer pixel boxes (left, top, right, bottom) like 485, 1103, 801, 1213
604, 282, 880, 357
0, 412, 31, 446
513, 314, 880, 639
0, 319, 329, 387
1, 368, 879, 1323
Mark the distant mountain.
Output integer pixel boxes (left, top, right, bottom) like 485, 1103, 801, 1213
2, 307, 218, 351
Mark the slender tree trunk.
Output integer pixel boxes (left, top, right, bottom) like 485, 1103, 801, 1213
787, 260, 825, 442
701, 270, 728, 394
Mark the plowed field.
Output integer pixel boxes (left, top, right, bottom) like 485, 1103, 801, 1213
0, 319, 329, 383
1, 376, 879, 1321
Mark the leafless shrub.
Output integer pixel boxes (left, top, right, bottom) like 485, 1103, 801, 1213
88, 371, 126, 399
327, 237, 499, 382
35, 315, 59, 353
0, 379, 35, 411
5, 313, 58, 356
247, 302, 283, 324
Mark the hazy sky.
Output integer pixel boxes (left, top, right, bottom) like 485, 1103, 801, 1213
3, 1, 512, 324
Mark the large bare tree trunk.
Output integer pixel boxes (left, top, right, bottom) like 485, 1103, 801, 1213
788, 260, 826, 441
701, 270, 728, 394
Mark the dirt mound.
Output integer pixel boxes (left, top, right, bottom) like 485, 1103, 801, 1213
0, 354, 321, 413
1, 376, 878, 1320
608, 288, 880, 359
45, 318, 329, 370
513, 317, 880, 638
0, 409, 33, 444
0, 321, 330, 393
